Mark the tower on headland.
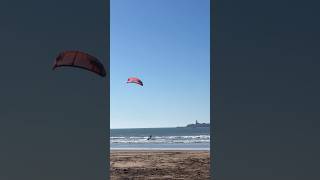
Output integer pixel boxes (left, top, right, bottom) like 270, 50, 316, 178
184, 120, 209, 128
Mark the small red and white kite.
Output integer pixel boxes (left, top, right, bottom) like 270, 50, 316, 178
127, 77, 143, 86
52, 50, 106, 77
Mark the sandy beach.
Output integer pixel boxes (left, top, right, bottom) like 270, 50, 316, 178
110, 150, 210, 180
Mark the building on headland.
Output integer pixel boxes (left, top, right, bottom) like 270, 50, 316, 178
185, 120, 210, 128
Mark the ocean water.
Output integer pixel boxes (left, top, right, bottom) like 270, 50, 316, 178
110, 127, 210, 150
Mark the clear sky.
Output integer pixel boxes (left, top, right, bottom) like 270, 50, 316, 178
110, 0, 210, 129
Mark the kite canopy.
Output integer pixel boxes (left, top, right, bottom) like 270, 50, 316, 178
52, 50, 106, 77
127, 77, 143, 86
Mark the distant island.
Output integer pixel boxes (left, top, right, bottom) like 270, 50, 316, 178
177, 120, 210, 128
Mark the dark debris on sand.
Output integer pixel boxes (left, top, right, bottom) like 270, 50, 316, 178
110, 151, 210, 180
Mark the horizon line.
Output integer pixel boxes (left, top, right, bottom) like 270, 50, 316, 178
110, 125, 210, 130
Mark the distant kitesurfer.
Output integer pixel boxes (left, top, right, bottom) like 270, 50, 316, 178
147, 135, 152, 140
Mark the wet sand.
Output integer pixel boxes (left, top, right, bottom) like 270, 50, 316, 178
110, 150, 210, 180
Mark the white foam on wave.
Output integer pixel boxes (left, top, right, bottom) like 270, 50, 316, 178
110, 135, 210, 144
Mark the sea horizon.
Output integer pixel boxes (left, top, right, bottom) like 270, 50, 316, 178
111, 122, 210, 130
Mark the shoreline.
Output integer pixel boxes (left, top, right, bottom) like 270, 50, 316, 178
111, 148, 210, 151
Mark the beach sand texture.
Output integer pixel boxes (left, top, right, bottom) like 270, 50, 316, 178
111, 151, 210, 180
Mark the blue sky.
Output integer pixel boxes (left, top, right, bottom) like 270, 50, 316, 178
110, 0, 210, 128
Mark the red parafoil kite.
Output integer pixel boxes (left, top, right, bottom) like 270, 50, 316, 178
52, 50, 106, 77
127, 77, 143, 86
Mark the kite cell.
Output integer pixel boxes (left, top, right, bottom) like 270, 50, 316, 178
127, 77, 143, 86
52, 50, 106, 77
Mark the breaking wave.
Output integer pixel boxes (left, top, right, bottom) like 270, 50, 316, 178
110, 135, 210, 144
